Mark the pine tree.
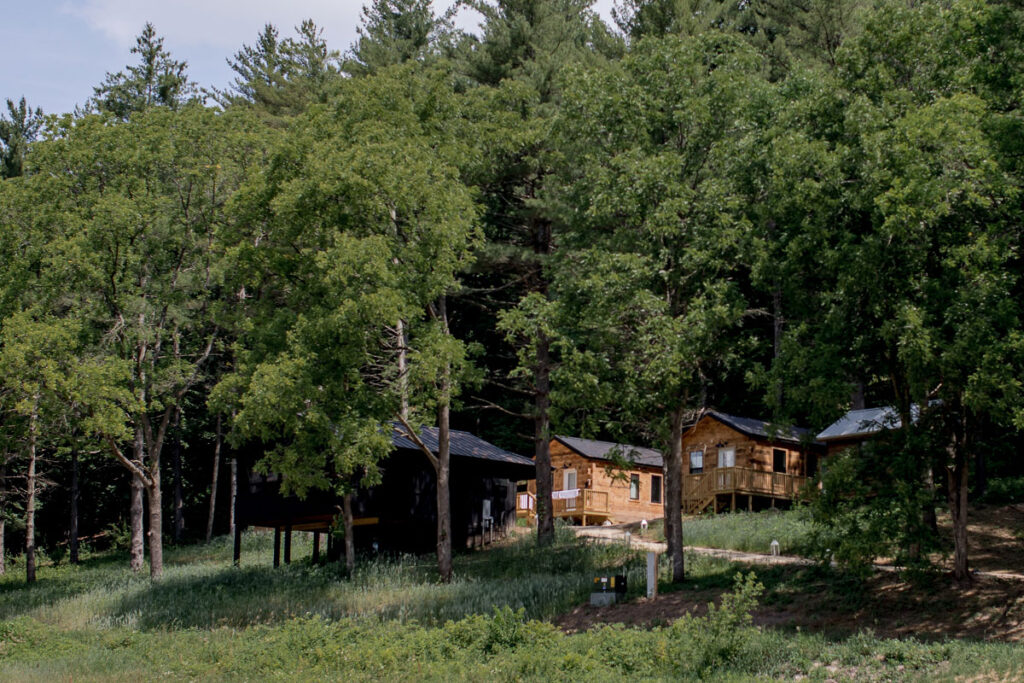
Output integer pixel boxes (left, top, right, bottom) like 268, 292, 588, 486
0, 98, 43, 179
90, 23, 196, 120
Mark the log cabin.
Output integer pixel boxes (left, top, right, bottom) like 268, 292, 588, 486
233, 425, 534, 565
816, 406, 912, 457
519, 436, 664, 526
682, 411, 823, 514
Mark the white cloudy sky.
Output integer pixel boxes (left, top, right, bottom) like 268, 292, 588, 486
2, 1, 618, 115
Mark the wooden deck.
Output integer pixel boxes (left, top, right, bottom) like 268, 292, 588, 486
517, 489, 612, 524
683, 467, 808, 514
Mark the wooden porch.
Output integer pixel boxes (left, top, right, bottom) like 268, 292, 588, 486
683, 467, 808, 514
517, 490, 612, 525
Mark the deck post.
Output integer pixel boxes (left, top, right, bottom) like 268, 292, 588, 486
748, 494, 752, 512
731, 492, 736, 512
284, 524, 292, 564
233, 523, 242, 566
273, 527, 281, 568
312, 531, 320, 563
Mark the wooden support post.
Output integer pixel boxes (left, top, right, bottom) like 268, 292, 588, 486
284, 524, 292, 564
748, 494, 752, 512
273, 527, 281, 568
233, 523, 242, 566
312, 531, 320, 563
731, 492, 736, 512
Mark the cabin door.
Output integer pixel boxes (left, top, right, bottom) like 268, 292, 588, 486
564, 469, 578, 510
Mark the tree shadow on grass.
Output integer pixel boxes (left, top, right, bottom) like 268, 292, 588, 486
0, 551, 140, 620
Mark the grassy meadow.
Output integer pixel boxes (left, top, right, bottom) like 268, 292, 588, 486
0, 523, 1020, 680
638, 508, 815, 555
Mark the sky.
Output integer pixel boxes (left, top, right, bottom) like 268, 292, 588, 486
2, 1, 619, 116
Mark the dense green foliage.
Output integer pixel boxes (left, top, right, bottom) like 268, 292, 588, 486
1, 0, 1023, 586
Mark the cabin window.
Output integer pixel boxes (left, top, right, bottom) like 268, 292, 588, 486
773, 449, 787, 473
651, 475, 662, 504
717, 447, 736, 468
629, 474, 640, 500
689, 450, 704, 474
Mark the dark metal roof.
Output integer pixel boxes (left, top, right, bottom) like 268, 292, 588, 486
816, 406, 917, 441
391, 425, 534, 467
553, 435, 663, 468
704, 411, 814, 445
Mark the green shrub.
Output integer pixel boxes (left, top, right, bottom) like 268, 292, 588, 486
980, 476, 1024, 505
670, 571, 764, 677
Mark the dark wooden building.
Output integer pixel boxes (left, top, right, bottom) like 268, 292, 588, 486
234, 426, 534, 564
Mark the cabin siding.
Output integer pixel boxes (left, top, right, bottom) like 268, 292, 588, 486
545, 440, 663, 524
681, 418, 809, 476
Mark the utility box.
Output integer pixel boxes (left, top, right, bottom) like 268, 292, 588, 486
590, 575, 627, 606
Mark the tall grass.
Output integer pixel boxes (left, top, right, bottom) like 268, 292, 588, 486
0, 526, 1020, 681
0, 526, 649, 631
644, 509, 814, 555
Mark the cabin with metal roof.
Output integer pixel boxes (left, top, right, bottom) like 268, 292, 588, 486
234, 426, 535, 565
681, 411, 823, 514
816, 405, 918, 457
519, 436, 665, 526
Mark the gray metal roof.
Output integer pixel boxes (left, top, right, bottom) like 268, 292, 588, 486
705, 411, 814, 445
553, 435, 663, 468
816, 406, 916, 441
391, 425, 534, 467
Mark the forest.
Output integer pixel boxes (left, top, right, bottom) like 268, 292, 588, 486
1, 0, 1023, 595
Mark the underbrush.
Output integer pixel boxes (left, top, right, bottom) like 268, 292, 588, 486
0, 529, 1019, 680
1, 568, 1019, 681
0, 525, 647, 630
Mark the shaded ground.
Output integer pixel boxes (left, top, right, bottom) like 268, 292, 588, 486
556, 564, 1024, 642
557, 504, 1024, 642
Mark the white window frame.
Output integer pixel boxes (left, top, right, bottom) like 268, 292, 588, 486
717, 447, 736, 469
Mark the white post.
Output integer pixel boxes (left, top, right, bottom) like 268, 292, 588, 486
646, 552, 658, 599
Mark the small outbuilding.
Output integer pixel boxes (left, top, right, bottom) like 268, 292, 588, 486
816, 406, 915, 457
234, 426, 535, 565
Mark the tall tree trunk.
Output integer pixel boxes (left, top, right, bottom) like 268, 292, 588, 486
342, 492, 355, 573
229, 456, 237, 538
436, 296, 453, 583
534, 333, 554, 547
397, 317, 409, 420
772, 285, 784, 409
948, 414, 970, 583
147, 461, 163, 580
0, 461, 6, 576
25, 398, 39, 584
130, 427, 146, 572
206, 414, 222, 543
436, 398, 452, 583
172, 410, 184, 544
665, 407, 685, 583
70, 443, 80, 564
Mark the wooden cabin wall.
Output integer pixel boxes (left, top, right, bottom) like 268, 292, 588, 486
548, 440, 664, 523
681, 418, 813, 477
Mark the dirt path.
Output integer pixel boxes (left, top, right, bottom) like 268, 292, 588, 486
572, 515, 1024, 580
